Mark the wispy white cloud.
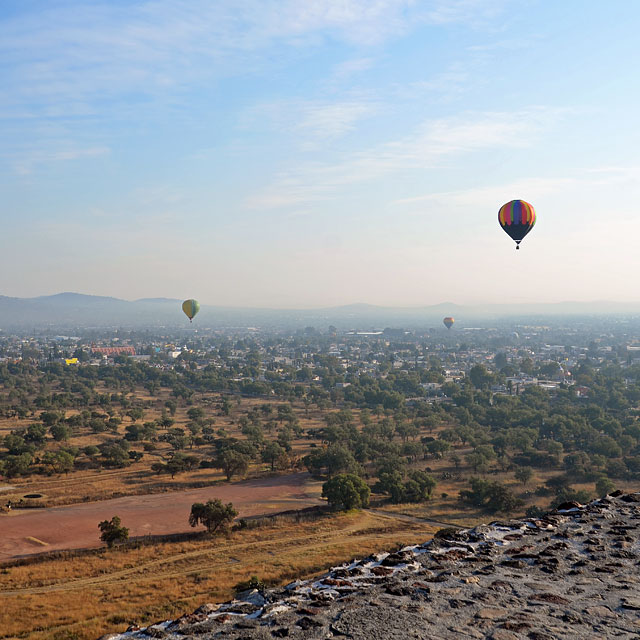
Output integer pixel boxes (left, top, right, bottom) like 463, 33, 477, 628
420, 0, 508, 26
295, 101, 378, 140
329, 57, 376, 82
1, 0, 513, 173
11, 146, 110, 175
394, 176, 576, 207
1, 0, 509, 113
395, 165, 640, 208
241, 97, 379, 148
248, 106, 566, 208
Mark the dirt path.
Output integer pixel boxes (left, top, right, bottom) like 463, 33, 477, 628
366, 508, 459, 528
0, 473, 322, 562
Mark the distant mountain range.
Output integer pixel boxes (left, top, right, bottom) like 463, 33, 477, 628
1, 292, 640, 330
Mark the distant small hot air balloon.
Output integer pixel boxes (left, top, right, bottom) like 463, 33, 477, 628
182, 299, 200, 323
443, 317, 455, 330
498, 199, 536, 250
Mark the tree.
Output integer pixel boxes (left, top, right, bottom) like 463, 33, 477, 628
216, 449, 250, 481
189, 499, 238, 534
304, 444, 361, 478
0, 453, 32, 478
374, 469, 436, 504
98, 441, 130, 468
50, 423, 71, 442
187, 407, 205, 421
126, 407, 144, 423
262, 441, 284, 471
152, 452, 200, 478
469, 365, 493, 389
40, 411, 62, 427
494, 352, 508, 370
322, 474, 370, 510
42, 450, 75, 475
83, 444, 100, 459
374, 470, 406, 503
425, 439, 450, 459
98, 515, 129, 548
514, 466, 534, 486
466, 451, 491, 474
405, 470, 437, 501
459, 478, 523, 514
595, 476, 615, 497
24, 423, 48, 447
165, 399, 178, 416
277, 426, 293, 452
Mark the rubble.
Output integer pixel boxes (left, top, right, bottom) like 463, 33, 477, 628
103, 493, 640, 639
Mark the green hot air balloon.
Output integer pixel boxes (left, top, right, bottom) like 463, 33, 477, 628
182, 299, 200, 323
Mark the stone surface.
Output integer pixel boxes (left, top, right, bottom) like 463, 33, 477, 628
104, 492, 640, 640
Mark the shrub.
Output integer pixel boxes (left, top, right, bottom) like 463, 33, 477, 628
234, 575, 266, 595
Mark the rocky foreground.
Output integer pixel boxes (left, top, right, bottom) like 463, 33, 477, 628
104, 492, 640, 639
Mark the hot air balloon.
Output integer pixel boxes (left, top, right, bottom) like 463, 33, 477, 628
498, 199, 536, 250
443, 317, 454, 330
182, 299, 200, 323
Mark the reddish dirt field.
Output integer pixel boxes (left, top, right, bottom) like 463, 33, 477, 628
0, 473, 322, 562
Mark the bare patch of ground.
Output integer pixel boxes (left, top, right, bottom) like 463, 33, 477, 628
0, 472, 322, 561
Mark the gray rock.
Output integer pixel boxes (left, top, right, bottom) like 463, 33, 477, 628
330, 605, 440, 639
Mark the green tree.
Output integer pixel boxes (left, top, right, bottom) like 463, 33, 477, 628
322, 474, 370, 510
469, 365, 493, 389
50, 423, 71, 442
514, 465, 534, 486
425, 439, 450, 459
374, 470, 406, 503
126, 407, 144, 422
494, 352, 508, 370
1, 453, 33, 478
98, 516, 129, 548
24, 423, 48, 447
189, 499, 238, 534
459, 477, 523, 514
405, 470, 437, 501
152, 452, 200, 478
42, 450, 75, 475
98, 441, 130, 468
40, 411, 62, 427
261, 441, 284, 471
595, 476, 615, 497
164, 399, 178, 416
187, 407, 205, 421
216, 449, 250, 481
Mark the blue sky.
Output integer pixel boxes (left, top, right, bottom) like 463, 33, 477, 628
2, 0, 640, 307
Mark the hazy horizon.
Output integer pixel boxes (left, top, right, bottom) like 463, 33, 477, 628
3, 1, 640, 307
6, 290, 640, 313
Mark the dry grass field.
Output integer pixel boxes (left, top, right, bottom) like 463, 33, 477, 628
0, 509, 436, 640
376, 463, 639, 526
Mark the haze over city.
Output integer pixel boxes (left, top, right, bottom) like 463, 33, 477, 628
3, 0, 640, 308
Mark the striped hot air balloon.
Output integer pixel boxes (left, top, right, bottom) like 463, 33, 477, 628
182, 299, 200, 323
443, 317, 454, 330
498, 200, 536, 250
